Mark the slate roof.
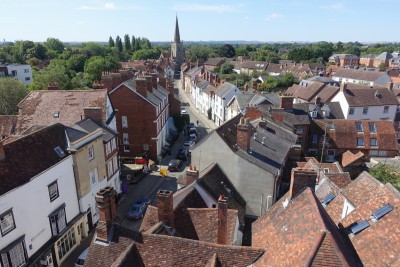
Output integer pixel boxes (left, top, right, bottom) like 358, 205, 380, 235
286, 81, 339, 103
205, 57, 226, 66
215, 82, 238, 98
64, 126, 88, 142
74, 118, 117, 143
198, 163, 246, 226
16, 89, 110, 134
294, 102, 345, 119
313, 119, 398, 151
337, 172, 400, 266
217, 115, 297, 175
252, 188, 360, 266
0, 123, 68, 195
239, 61, 268, 71
341, 86, 398, 106
333, 68, 392, 84
375, 51, 393, 61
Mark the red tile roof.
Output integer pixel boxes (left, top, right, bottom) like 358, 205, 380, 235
252, 188, 360, 266
341, 87, 398, 107
0, 115, 18, 138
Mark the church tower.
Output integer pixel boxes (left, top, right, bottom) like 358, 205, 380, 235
171, 16, 184, 66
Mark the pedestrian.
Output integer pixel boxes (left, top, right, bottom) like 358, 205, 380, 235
197, 120, 199, 126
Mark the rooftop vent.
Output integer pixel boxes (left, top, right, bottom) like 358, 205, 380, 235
374, 90, 381, 98
53, 111, 60, 118
253, 133, 257, 140
54, 146, 66, 158
322, 193, 336, 205
372, 204, 393, 220
350, 220, 370, 235
262, 136, 265, 144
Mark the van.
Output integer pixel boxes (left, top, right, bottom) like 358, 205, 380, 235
74, 248, 89, 267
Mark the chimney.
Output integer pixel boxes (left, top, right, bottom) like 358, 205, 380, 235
251, 80, 257, 90
48, 83, 59, 90
95, 186, 117, 242
236, 117, 253, 152
340, 82, 347, 92
135, 78, 148, 97
270, 108, 284, 122
315, 95, 321, 105
289, 168, 317, 199
280, 94, 294, 110
145, 76, 153, 93
217, 195, 228, 245
158, 77, 167, 89
186, 165, 199, 185
157, 190, 174, 228
83, 107, 103, 124
167, 80, 174, 96
151, 73, 158, 89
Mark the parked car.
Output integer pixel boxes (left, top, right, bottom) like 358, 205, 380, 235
189, 134, 197, 143
183, 140, 195, 149
177, 147, 190, 160
127, 198, 151, 219
187, 122, 195, 128
168, 159, 183, 172
75, 248, 89, 267
188, 127, 198, 136
181, 108, 188, 115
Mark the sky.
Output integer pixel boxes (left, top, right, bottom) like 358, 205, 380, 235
1, 0, 399, 43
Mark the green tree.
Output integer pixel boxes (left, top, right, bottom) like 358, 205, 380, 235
16, 40, 35, 62
378, 62, 386, 71
220, 63, 234, 74
124, 34, 131, 51
369, 164, 400, 190
115, 36, 123, 52
217, 44, 236, 58
29, 59, 71, 90
131, 49, 160, 60
108, 36, 115, 47
188, 46, 211, 62
84, 56, 120, 81
26, 43, 47, 61
44, 38, 65, 54
66, 54, 86, 73
82, 42, 107, 57
131, 36, 136, 52
0, 78, 29, 115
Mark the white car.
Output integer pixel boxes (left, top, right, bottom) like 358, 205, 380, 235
75, 248, 89, 267
181, 108, 188, 115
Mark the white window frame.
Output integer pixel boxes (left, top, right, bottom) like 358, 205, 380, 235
105, 142, 111, 156
111, 138, 116, 151
89, 168, 98, 187
122, 116, 128, 128
0, 209, 15, 236
368, 122, 377, 133
370, 138, 378, 147
357, 137, 365, 147
88, 145, 94, 160
0, 238, 27, 267
349, 107, 355, 115
362, 107, 368, 115
48, 181, 59, 202
113, 156, 119, 173
355, 122, 363, 132
49, 206, 66, 236
383, 106, 389, 114
123, 133, 129, 145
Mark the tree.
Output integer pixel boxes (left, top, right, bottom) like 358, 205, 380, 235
188, 46, 211, 62
108, 36, 115, 47
217, 44, 235, 58
82, 42, 107, 57
378, 62, 386, 71
131, 49, 160, 60
124, 34, 131, 51
220, 63, 234, 74
369, 164, 400, 191
131, 36, 136, 52
0, 78, 29, 115
44, 38, 64, 54
84, 56, 120, 81
25, 43, 47, 61
115, 36, 123, 52
29, 59, 71, 90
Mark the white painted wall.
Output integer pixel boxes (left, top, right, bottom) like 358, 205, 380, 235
106, 96, 117, 131
0, 156, 79, 258
6, 64, 33, 85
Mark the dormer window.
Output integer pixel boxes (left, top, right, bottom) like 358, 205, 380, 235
327, 122, 335, 130
383, 106, 389, 114
53, 111, 60, 118
322, 110, 330, 118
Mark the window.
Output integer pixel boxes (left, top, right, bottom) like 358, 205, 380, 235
49, 206, 66, 236
362, 107, 368, 115
111, 138, 116, 151
56, 227, 76, 260
107, 161, 113, 177
311, 110, 318, 118
323, 168, 330, 174
123, 133, 129, 144
113, 156, 119, 173
53, 111, 60, 118
370, 138, 378, 147
88, 145, 94, 160
383, 106, 389, 114
368, 122, 377, 133
122, 116, 128, 128
105, 142, 111, 156
89, 168, 98, 187
312, 134, 318, 144
24, 68, 29, 73
25, 77, 30, 81
357, 137, 365, 147
296, 126, 304, 134
0, 209, 15, 236
0, 238, 27, 267
327, 122, 335, 130
48, 181, 59, 202
355, 122, 363, 132
124, 145, 130, 152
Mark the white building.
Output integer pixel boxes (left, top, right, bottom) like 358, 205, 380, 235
0, 64, 33, 85
331, 83, 399, 120
213, 82, 242, 126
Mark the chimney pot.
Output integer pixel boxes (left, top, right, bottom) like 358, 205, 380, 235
95, 186, 117, 242
289, 168, 317, 199
217, 195, 228, 245
186, 165, 199, 185
340, 82, 347, 92
157, 190, 174, 228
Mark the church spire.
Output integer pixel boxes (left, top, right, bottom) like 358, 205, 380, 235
174, 15, 181, 43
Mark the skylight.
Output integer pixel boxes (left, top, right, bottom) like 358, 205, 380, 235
350, 220, 370, 235
372, 204, 393, 220
54, 146, 66, 158
53, 111, 60, 118
322, 193, 335, 205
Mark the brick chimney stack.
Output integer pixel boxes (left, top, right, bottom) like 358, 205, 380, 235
0, 142, 5, 160
145, 76, 153, 93
270, 108, 284, 123
236, 117, 253, 152
151, 73, 158, 89
217, 195, 228, 245
95, 186, 117, 242
289, 168, 317, 199
48, 83, 59, 90
158, 77, 167, 89
83, 107, 103, 124
280, 94, 294, 110
340, 82, 347, 92
157, 190, 174, 228
135, 78, 148, 97
315, 95, 321, 105
186, 165, 199, 185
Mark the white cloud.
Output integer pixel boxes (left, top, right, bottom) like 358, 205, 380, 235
172, 3, 241, 13
78, 2, 117, 10
265, 13, 283, 21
